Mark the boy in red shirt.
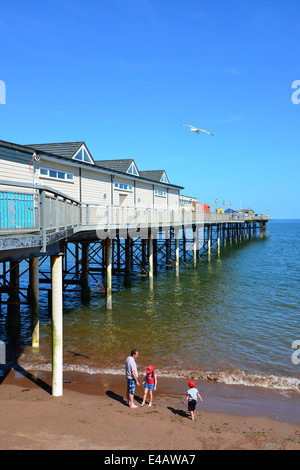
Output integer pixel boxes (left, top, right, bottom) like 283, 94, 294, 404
141, 365, 157, 407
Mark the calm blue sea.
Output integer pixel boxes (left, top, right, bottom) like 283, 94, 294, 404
3, 218, 297, 395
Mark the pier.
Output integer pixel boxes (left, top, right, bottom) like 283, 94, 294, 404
0, 140, 269, 396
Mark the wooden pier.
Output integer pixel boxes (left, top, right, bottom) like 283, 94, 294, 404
0, 180, 269, 396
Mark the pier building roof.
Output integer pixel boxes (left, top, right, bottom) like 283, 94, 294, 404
0, 139, 184, 190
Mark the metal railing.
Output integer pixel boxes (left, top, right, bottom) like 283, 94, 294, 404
0, 181, 269, 249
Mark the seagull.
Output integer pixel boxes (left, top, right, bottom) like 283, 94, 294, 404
182, 124, 214, 136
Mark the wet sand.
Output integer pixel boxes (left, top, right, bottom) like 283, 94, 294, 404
0, 368, 300, 450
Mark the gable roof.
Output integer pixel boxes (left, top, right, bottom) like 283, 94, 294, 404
95, 159, 138, 174
6, 139, 182, 188
139, 170, 169, 184
25, 141, 94, 164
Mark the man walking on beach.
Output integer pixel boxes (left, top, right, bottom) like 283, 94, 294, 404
125, 349, 140, 408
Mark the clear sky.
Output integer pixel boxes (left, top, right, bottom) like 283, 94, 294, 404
0, 0, 299, 218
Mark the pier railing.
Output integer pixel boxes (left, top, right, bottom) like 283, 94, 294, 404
0, 181, 269, 247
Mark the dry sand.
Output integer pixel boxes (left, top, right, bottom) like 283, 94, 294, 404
0, 369, 300, 451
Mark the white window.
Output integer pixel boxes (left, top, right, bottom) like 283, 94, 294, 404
160, 172, 169, 183
114, 181, 133, 192
155, 190, 166, 197
39, 167, 74, 182
73, 146, 94, 164
127, 162, 139, 176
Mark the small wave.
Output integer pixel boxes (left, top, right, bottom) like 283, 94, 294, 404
187, 369, 300, 393
18, 361, 300, 393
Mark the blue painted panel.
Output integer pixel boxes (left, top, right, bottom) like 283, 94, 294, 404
0, 192, 35, 229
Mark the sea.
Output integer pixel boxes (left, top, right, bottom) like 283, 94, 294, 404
1, 219, 300, 423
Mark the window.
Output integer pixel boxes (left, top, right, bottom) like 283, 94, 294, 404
160, 172, 169, 183
127, 162, 139, 176
114, 181, 133, 192
73, 146, 94, 164
155, 190, 166, 197
39, 167, 74, 182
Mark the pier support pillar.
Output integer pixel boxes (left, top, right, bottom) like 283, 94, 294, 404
260, 222, 266, 238
223, 224, 227, 246
142, 239, 147, 270
193, 226, 197, 269
6, 261, 21, 339
217, 225, 220, 257
175, 228, 180, 276
125, 238, 131, 275
106, 238, 112, 310
51, 254, 63, 397
29, 257, 39, 348
7, 260, 20, 316
207, 225, 211, 261
148, 232, 153, 290
81, 242, 90, 302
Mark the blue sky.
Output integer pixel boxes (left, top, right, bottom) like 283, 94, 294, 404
0, 0, 299, 218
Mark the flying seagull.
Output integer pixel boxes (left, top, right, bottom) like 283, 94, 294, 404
182, 125, 214, 136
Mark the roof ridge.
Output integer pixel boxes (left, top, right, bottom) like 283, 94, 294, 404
25, 141, 85, 146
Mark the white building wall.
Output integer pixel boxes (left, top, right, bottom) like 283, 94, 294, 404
81, 168, 111, 205
113, 176, 134, 207
153, 185, 167, 209
36, 158, 80, 201
135, 181, 153, 208
168, 188, 180, 210
0, 146, 35, 193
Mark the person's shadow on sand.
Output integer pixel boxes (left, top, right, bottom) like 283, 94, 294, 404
167, 406, 189, 419
106, 390, 143, 406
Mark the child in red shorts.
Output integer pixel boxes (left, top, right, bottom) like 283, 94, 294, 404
141, 365, 157, 407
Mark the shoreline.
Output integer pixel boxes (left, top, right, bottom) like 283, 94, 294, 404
0, 368, 300, 450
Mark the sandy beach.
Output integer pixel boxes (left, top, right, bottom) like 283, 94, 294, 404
0, 368, 300, 451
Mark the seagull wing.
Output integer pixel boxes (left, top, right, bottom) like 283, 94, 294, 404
199, 129, 214, 136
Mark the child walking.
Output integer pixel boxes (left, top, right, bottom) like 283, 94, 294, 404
183, 380, 203, 421
141, 365, 157, 407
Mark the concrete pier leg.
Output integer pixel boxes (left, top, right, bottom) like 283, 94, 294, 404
29, 258, 39, 348
8, 261, 20, 315
207, 225, 211, 261
6, 261, 21, 339
51, 254, 63, 397
106, 238, 112, 310
153, 238, 158, 273
81, 242, 90, 302
175, 228, 180, 276
125, 238, 131, 275
142, 239, 147, 269
217, 225, 220, 257
165, 230, 170, 268
193, 226, 197, 269
148, 232, 153, 290
260, 222, 266, 238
